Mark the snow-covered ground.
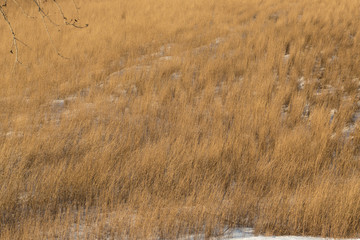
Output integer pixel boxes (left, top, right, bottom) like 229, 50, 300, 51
222, 228, 359, 240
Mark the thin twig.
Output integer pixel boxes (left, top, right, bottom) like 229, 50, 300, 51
39, 13, 69, 60
52, 0, 88, 28
11, 0, 35, 19
0, 6, 21, 64
71, 0, 80, 16
52, 0, 66, 22
15, 37, 33, 50
32, 0, 60, 27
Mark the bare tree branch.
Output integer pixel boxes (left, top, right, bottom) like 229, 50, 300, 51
0, 5, 21, 64
39, 12, 70, 60
32, 0, 60, 27
0, 0, 88, 64
52, 0, 88, 28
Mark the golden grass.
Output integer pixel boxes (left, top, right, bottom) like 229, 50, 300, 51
2, 0, 360, 238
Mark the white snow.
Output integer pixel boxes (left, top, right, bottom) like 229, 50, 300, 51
222, 228, 360, 240
159, 56, 174, 61
329, 109, 337, 124
52, 99, 65, 110
183, 228, 360, 240
171, 72, 182, 80
283, 54, 290, 61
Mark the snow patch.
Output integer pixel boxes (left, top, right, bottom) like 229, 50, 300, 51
297, 77, 305, 90
223, 228, 360, 240
329, 109, 337, 124
283, 54, 290, 62
171, 72, 182, 80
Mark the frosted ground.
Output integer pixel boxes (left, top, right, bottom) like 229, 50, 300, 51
220, 228, 359, 240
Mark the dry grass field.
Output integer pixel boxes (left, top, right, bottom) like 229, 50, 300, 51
2, 0, 360, 239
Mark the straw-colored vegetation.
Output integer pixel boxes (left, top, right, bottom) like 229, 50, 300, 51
2, 0, 360, 239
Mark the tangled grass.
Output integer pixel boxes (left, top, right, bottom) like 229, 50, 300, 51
2, 0, 360, 238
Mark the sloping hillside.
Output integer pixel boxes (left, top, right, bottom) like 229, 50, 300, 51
2, 0, 360, 238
